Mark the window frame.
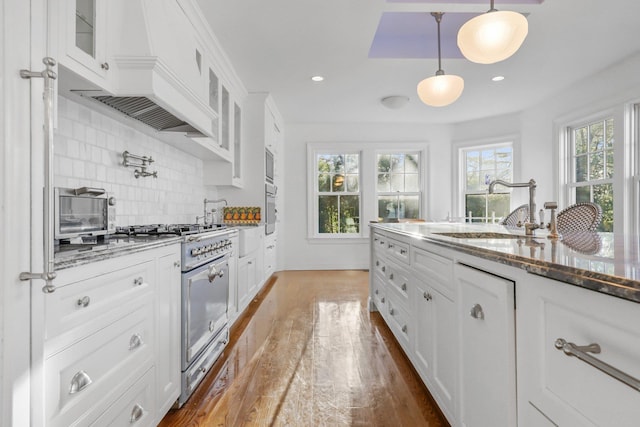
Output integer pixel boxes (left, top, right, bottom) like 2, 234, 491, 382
375, 151, 422, 221
457, 141, 515, 223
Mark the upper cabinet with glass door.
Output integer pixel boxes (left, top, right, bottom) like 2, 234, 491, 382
50, 0, 113, 91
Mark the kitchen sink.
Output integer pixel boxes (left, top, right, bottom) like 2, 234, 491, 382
433, 232, 527, 239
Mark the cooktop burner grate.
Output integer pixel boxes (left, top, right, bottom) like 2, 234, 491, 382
115, 223, 226, 236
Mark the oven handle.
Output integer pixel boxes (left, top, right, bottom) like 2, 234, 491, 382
206, 254, 230, 282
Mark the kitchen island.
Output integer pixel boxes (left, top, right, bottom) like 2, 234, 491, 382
369, 222, 640, 427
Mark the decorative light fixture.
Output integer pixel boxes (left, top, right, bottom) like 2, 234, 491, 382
457, 0, 528, 64
417, 12, 464, 107
380, 95, 410, 110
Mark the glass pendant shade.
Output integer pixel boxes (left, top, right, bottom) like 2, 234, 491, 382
417, 74, 464, 107
457, 10, 528, 64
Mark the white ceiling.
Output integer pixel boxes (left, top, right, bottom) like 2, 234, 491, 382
196, 0, 640, 125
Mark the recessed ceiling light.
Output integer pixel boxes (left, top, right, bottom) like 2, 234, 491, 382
492, 75, 505, 82
311, 75, 324, 82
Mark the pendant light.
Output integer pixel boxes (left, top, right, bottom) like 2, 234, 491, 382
457, 0, 528, 64
417, 13, 464, 107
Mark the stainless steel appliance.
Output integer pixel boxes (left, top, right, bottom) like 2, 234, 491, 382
54, 187, 116, 241
265, 183, 277, 235
265, 148, 274, 184
114, 224, 234, 407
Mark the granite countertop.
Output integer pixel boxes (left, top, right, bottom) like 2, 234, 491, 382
371, 222, 640, 304
54, 234, 183, 270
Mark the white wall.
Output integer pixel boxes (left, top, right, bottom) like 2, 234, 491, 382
282, 122, 452, 270
54, 96, 219, 226
282, 52, 640, 271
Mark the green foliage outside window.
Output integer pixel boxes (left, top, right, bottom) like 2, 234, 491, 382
317, 154, 360, 234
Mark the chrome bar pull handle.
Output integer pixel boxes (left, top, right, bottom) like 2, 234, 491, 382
470, 304, 484, 320
69, 370, 92, 394
19, 57, 58, 293
554, 338, 640, 392
130, 403, 144, 423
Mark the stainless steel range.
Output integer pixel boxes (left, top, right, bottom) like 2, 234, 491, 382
115, 224, 236, 407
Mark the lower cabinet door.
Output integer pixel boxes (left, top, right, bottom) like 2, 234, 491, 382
456, 263, 516, 427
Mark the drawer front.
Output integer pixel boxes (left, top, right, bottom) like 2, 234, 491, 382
46, 259, 155, 346
385, 237, 410, 265
46, 304, 155, 427
386, 262, 411, 309
372, 253, 387, 278
372, 275, 387, 311
387, 296, 411, 351
519, 275, 640, 427
372, 232, 389, 254
412, 246, 454, 297
91, 367, 156, 427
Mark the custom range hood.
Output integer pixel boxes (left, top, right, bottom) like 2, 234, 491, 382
77, 0, 214, 138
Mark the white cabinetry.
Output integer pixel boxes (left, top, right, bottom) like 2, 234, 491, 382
36, 244, 181, 426
517, 274, 640, 427
264, 232, 277, 278
50, 0, 112, 90
411, 244, 456, 422
235, 227, 264, 318
456, 263, 516, 427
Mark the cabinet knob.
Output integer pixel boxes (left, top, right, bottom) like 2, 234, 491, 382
389, 308, 395, 315
133, 276, 144, 286
174, 261, 181, 268
388, 243, 394, 249
376, 261, 379, 266
400, 248, 407, 255
402, 325, 408, 333
76, 296, 90, 308
381, 297, 385, 303
69, 370, 92, 394
129, 333, 144, 351
375, 289, 379, 295
423, 292, 432, 301
470, 303, 484, 320
381, 266, 385, 272
389, 273, 394, 280
130, 403, 144, 423
101, 62, 110, 71
401, 283, 407, 291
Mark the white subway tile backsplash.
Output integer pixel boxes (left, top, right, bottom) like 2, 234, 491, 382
55, 97, 210, 226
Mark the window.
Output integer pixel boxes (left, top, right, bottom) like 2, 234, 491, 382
568, 118, 614, 232
462, 144, 513, 222
315, 152, 361, 235
376, 153, 421, 221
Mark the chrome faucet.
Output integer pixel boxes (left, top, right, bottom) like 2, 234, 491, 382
489, 179, 539, 235
202, 198, 228, 225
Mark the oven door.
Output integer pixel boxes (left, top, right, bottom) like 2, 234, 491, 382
181, 254, 229, 369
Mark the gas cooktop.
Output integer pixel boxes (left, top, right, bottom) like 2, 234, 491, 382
114, 223, 226, 236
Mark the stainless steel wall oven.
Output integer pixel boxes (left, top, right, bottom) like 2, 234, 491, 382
265, 183, 277, 235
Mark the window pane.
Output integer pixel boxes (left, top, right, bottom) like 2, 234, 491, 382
466, 171, 481, 192
405, 173, 419, 192
332, 174, 345, 192
317, 155, 331, 173
391, 154, 404, 172
605, 118, 614, 149
346, 174, 359, 192
398, 195, 420, 219
487, 194, 511, 219
318, 196, 339, 233
480, 149, 495, 171
496, 147, 512, 167
390, 174, 404, 192
575, 155, 587, 182
590, 122, 604, 151
589, 151, 604, 180
345, 154, 359, 173
405, 154, 419, 173
575, 185, 591, 203
332, 155, 345, 173
606, 150, 614, 178
593, 183, 613, 232
465, 194, 485, 222
318, 173, 330, 192
377, 154, 391, 172
340, 195, 359, 233
378, 196, 397, 219
575, 127, 587, 154
377, 173, 390, 192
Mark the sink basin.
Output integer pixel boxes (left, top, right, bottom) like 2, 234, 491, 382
433, 232, 526, 239
238, 226, 261, 257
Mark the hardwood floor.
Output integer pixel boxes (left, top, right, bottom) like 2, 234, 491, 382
159, 270, 449, 427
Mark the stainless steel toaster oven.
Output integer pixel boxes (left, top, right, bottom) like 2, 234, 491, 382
54, 187, 116, 240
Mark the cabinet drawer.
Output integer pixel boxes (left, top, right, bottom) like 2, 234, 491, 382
386, 263, 411, 310
412, 246, 454, 297
372, 276, 387, 311
385, 237, 410, 265
372, 253, 387, 278
387, 296, 411, 351
519, 275, 640, 427
45, 305, 154, 427
46, 260, 155, 346
372, 233, 389, 254
92, 367, 156, 427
